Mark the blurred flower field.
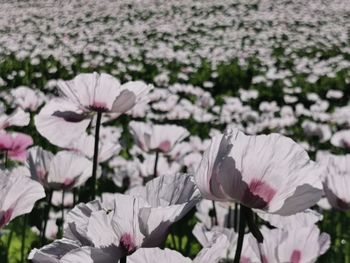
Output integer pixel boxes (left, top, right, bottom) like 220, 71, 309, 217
0, 0, 350, 262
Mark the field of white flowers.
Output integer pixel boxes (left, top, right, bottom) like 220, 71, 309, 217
0, 0, 350, 262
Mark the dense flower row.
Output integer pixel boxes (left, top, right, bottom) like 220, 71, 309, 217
0, 72, 349, 263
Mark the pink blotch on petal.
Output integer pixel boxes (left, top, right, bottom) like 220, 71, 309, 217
89, 101, 108, 112
9, 134, 33, 161
0, 208, 14, 228
290, 250, 301, 263
63, 178, 75, 189
261, 255, 269, 263
120, 233, 136, 254
158, 140, 171, 152
249, 179, 276, 204
36, 166, 48, 184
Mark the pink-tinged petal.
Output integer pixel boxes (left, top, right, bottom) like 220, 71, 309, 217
0, 133, 13, 150
0, 108, 30, 129
58, 72, 99, 107
34, 99, 91, 147
86, 210, 119, 248
257, 209, 322, 229
247, 179, 276, 205
290, 250, 301, 263
0, 171, 45, 227
129, 121, 189, 153
111, 89, 137, 113
12, 133, 33, 150
193, 234, 230, 263
28, 239, 81, 263
112, 81, 152, 114
128, 248, 191, 263
7, 133, 33, 162
158, 140, 171, 153
60, 247, 122, 263
0, 208, 13, 228
89, 101, 108, 112
321, 154, 350, 211
47, 151, 92, 190
277, 225, 329, 263
120, 233, 136, 254
196, 128, 323, 215
92, 73, 122, 111
63, 178, 76, 189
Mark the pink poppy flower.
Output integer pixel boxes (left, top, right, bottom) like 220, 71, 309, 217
249, 225, 330, 263
330, 130, 350, 149
129, 121, 189, 153
34, 72, 151, 147
0, 170, 45, 228
30, 174, 200, 261
0, 131, 33, 162
318, 153, 350, 210
0, 108, 30, 129
194, 128, 323, 215
127, 232, 228, 263
27, 146, 93, 190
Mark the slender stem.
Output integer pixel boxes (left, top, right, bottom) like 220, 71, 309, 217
4, 150, 8, 168
234, 202, 239, 231
61, 190, 65, 236
6, 226, 14, 261
153, 150, 159, 178
170, 232, 177, 249
21, 215, 27, 263
90, 111, 102, 200
227, 205, 232, 228
120, 256, 127, 263
233, 205, 247, 263
245, 207, 263, 243
73, 188, 77, 207
41, 190, 53, 245
211, 201, 218, 226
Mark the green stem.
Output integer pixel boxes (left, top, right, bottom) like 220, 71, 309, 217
4, 150, 8, 168
170, 232, 176, 249
153, 150, 159, 179
227, 205, 232, 228
245, 207, 263, 243
61, 190, 65, 235
21, 215, 27, 263
73, 188, 77, 207
90, 111, 102, 200
233, 205, 247, 263
234, 202, 239, 231
6, 226, 14, 262
211, 201, 218, 226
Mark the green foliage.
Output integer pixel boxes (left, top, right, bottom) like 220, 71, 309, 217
0, 218, 38, 263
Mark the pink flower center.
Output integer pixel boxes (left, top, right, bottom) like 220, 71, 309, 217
158, 140, 171, 152
63, 178, 75, 189
290, 250, 301, 263
0, 208, 13, 228
261, 255, 269, 263
120, 233, 136, 254
36, 166, 48, 183
89, 101, 108, 112
248, 179, 276, 204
